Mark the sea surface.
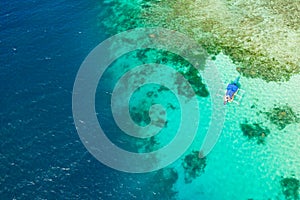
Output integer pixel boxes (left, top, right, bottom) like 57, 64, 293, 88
1, 0, 299, 200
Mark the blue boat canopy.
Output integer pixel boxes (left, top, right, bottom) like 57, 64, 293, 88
226, 83, 239, 98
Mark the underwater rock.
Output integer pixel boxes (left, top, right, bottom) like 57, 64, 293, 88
175, 65, 209, 98
144, 136, 160, 152
240, 123, 270, 144
130, 107, 151, 126
157, 50, 210, 98
280, 177, 299, 200
265, 105, 299, 130
153, 49, 209, 98
134, 135, 161, 153
150, 168, 179, 199
135, 48, 210, 98
182, 66, 209, 97
182, 151, 206, 183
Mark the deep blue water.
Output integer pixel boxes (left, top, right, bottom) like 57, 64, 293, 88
0, 1, 156, 199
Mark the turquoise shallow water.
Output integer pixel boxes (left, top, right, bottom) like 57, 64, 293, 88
96, 44, 300, 198
94, 0, 300, 197
172, 54, 300, 199
87, 0, 300, 198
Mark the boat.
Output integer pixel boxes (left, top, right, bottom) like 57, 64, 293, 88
224, 77, 240, 105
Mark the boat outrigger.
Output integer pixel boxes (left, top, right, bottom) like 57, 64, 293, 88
224, 77, 240, 105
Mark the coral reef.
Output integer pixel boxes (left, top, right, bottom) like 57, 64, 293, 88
265, 105, 299, 130
180, 66, 209, 97
135, 48, 210, 98
149, 168, 179, 199
98, 1, 146, 34
240, 123, 270, 144
99, 0, 300, 82
130, 103, 151, 127
135, 136, 160, 153
280, 177, 299, 200
140, 0, 300, 82
182, 151, 206, 183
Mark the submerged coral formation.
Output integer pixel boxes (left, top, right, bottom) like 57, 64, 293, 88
150, 168, 179, 199
98, 1, 146, 34
182, 151, 206, 183
179, 66, 209, 97
134, 48, 209, 98
280, 177, 299, 200
240, 123, 270, 144
140, 0, 300, 82
131, 105, 151, 126
135, 136, 160, 153
265, 105, 299, 130
100, 0, 300, 82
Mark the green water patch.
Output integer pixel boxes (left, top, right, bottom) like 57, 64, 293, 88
280, 177, 299, 200
264, 105, 299, 130
240, 123, 270, 144
182, 151, 207, 184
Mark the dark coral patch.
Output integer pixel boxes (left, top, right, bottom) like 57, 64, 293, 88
280, 177, 299, 200
183, 66, 209, 97
182, 151, 206, 183
150, 168, 179, 199
265, 105, 299, 130
240, 123, 270, 144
